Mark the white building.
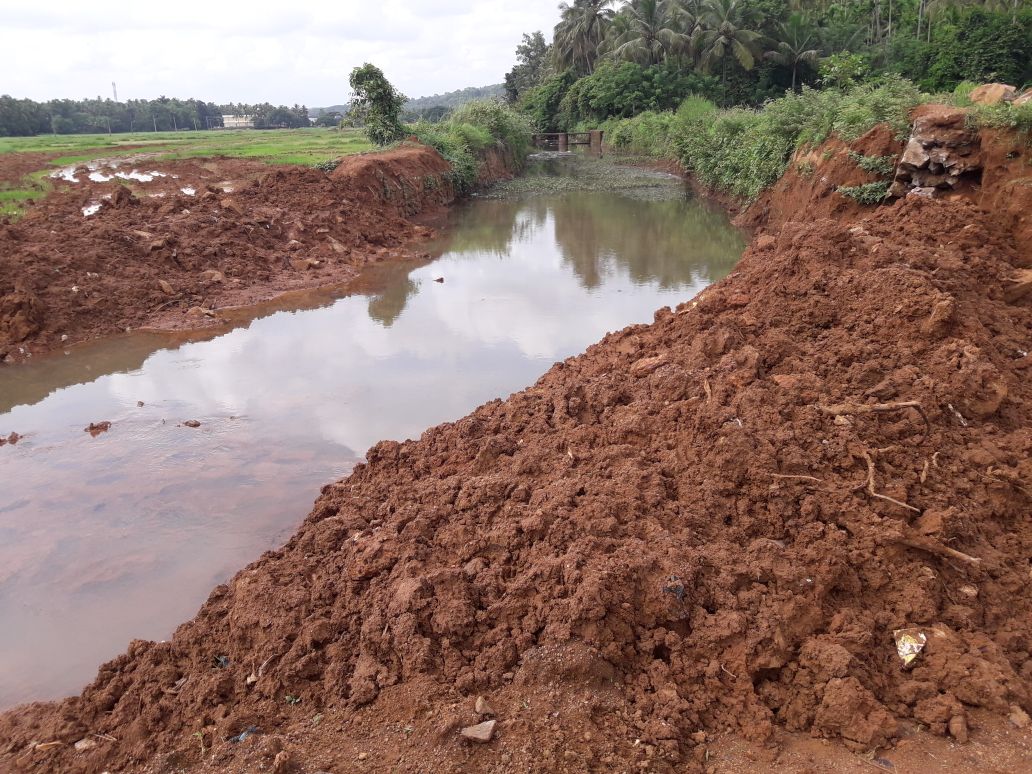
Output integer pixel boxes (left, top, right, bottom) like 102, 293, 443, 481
221, 115, 255, 129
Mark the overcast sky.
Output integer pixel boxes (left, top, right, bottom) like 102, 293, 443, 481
0, 0, 558, 106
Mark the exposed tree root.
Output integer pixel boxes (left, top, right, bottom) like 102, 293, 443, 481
895, 534, 983, 567
860, 450, 921, 513
819, 400, 931, 443
770, 473, 824, 483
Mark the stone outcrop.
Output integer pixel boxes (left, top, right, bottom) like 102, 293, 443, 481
888, 107, 981, 199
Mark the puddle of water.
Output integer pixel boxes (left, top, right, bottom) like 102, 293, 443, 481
50, 162, 169, 185
52, 167, 79, 183
0, 190, 744, 708
181, 186, 196, 196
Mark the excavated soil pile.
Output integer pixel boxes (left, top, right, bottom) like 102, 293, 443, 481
0, 144, 463, 360
2, 195, 1030, 773
331, 143, 457, 216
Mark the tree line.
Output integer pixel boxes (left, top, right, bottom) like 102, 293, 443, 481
0, 95, 312, 136
506, 0, 1032, 129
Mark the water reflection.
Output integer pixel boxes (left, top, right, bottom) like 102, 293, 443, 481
0, 190, 744, 707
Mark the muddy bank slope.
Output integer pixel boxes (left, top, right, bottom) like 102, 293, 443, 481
2, 188, 1030, 771
0, 142, 513, 362
740, 105, 1032, 260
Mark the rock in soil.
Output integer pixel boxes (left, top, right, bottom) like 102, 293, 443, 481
460, 720, 497, 743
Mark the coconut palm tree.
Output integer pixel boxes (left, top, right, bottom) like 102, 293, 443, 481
691, 0, 765, 89
765, 12, 821, 91
604, 0, 691, 67
553, 0, 617, 75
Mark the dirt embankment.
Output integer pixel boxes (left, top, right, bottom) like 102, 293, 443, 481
0, 142, 513, 362
739, 105, 1032, 262
3, 154, 1031, 772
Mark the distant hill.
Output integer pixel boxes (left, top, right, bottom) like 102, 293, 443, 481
309, 104, 349, 118
311, 84, 504, 119
403, 84, 504, 112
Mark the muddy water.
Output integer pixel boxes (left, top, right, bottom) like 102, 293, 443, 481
0, 187, 744, 707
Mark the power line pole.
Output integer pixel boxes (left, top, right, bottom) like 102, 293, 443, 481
112, 82, 118, 102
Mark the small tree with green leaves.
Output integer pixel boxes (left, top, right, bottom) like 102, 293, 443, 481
348, 64, 406, 146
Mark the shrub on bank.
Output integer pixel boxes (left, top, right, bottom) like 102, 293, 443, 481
602, 77, 924, 201
410, 101, 532, 195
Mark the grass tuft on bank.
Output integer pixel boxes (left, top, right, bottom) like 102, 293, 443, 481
410, 101, 533, 195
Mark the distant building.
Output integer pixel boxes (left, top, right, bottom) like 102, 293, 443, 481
221, 115, 254, 129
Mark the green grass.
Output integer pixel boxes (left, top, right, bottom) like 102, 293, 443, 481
0, 128, 374, 217
0, 170, 52, 217
0, 128, 373, 164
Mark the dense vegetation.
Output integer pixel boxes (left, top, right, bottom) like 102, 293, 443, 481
501, 0, 1031, 203
348, 64, 407, 146
411, 101, 533, 194
507, 0, 1032, 130
0, 95, 310, 136
599, 77, 1031, 200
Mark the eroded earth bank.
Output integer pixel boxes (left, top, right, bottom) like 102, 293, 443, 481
1, 111, 1032, 773
0, 143, 509, 362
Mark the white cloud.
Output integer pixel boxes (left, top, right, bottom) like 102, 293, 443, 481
0, 0, 558, 104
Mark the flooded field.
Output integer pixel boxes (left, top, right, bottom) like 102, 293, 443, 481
0, 185, 744, 707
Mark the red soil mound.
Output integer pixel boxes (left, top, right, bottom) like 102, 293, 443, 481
739, 124, 904, 231
0, 144, 476, 361
331, 143, 457, 216
2, 194, 1029, 772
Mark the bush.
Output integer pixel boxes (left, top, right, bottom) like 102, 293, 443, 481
410, 101, 533, 195
519, 71, 577, 132
349, 63, 407, 146
558, 62, 720, 128
599, 111, 678, 157
675, 108, 792, 200
967, 101, 1032, 134
847, 150, 897, 177
672, 78, 921, 201
836, 181, 891, 204
449, 101, 533, 159
599, 96, 719, 158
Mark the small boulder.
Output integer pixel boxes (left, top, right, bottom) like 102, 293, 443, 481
219, 197, 244, 216
1010, 705, 1031, 729
900, 138, 930, 169
1014, 90, 1032, 107
84, 421, 112, 437
474, 696, 495, 716
948, 714, 969, 744
460, 719, 497, 743
968, 83, 1017, 106
158, 279, 175, 296
182, 420, 201, 428
73, 738, 98, 752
